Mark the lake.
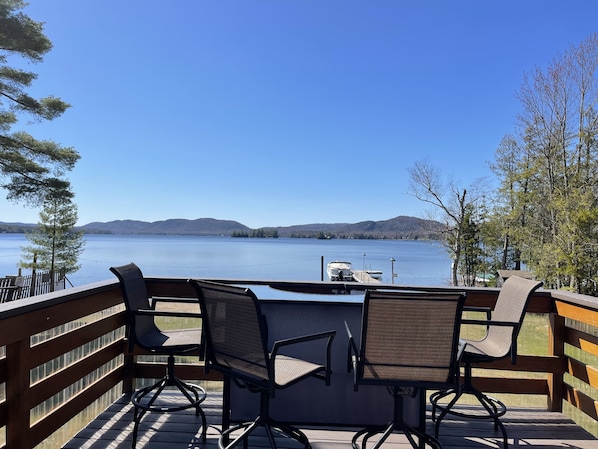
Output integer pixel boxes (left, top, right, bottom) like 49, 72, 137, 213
0, 234, 452, 287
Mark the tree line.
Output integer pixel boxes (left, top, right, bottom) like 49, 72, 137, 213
232, 229, 279, 238
410, 33, 598, 294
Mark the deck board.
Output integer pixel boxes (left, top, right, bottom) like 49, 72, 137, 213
63, 392, 598, 449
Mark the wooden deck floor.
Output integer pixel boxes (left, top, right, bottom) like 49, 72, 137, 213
63, 392, 598, 449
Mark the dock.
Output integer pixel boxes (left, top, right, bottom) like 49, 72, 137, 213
352, 270, 382, 283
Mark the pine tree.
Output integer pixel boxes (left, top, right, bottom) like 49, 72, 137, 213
0, 0, 79, 205
20, 190, 84, 291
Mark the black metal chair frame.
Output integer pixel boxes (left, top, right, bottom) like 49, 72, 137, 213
189, 279, 336, 449
346, 290, 467, 449
111, 263, 207, 448
429, 276, 543, 449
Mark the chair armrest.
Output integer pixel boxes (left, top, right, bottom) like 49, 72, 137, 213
457, 339, 467, 361
271, 330, 336, 385
344, 320, 361, 391
150, 296, 199, 309
344, 320, 359, 371
460, 318, 517, 328
271, 330, 336, 354
463, 305, 492, 320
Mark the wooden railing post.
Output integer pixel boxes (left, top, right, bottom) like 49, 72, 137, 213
547, 311, 566, 412
6, 338, 31, 449
122, 339, 135, 395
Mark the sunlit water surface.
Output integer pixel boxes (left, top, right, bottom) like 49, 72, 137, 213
0, 234, 452, 288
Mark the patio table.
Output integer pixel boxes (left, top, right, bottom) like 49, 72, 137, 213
226, 293, 424, 430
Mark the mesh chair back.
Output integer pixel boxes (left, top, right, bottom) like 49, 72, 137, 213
483, 276, 543, 358
192, 280, 270, 383
359, 291, 465, 387
110, 263, 160, 342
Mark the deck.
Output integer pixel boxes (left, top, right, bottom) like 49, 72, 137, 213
4, 278, 598, 449
63, 392, 598, 449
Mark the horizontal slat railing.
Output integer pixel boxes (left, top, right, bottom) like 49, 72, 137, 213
0, 278, 219, 449
551, 290, 598, 428
1, 282, 126, 449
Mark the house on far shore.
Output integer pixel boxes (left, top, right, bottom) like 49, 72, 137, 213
497, 269, 535, 286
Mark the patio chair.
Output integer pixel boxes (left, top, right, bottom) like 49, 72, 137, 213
430, 276, 543, 448
188, 279, 336, 449
345, 290, 466, 449
110, 263, 207, 448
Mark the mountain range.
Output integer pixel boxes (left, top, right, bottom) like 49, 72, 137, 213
81, 216, 442, 239
0, 216, 443, 240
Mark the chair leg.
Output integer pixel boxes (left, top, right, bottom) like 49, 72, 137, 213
130, 355, 208, 448
132, 377, 168, 448
351, 390, 441, 449
430, 363, 508, 448
221, 418, 262, 449
220, 415, 311, 449
218, 391, 310, 449
172, 375, 208, 440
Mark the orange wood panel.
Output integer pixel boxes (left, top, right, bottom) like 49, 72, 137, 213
565, 327, 598, 357
565, 384, 598, 421
556, 300, 598, 327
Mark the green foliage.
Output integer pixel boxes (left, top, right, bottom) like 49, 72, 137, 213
251, 228, 278, 238
20, 191, 85, 283
232, 228, 279, 238
457, 204, 485, 286
488, 33, 598, 294
410, 33, 598, 292
0, 0, 79, 205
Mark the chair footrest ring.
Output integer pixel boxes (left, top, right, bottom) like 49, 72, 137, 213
351, 422, 441, 449
430, 388, 507, 420
132, 379, 207, 413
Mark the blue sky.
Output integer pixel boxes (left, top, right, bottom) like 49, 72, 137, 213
2, 1, 598, 228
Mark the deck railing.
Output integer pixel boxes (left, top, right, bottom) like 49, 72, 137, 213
0, 277, 597, 448
0, 271, 67, 302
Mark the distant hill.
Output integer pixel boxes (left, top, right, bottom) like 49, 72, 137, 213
0, 216, 443, 240
0, 222, 36, 233
271, 216, 442, 239
82, 218, 251, 235
80, 216, 441, 239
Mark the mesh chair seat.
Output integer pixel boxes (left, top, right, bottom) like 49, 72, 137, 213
138, 328, 202, 350
461, 339, 506, 359
274, 355, 326, 387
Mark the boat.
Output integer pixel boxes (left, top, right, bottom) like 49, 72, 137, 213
327, 261, 353, 281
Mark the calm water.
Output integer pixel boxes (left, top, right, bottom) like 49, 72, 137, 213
0, 234, 452, 287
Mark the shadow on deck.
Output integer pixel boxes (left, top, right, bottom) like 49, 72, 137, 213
63, 392, 598, 449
